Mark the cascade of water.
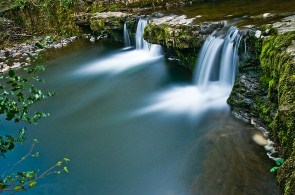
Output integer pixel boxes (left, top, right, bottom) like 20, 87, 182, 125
75, 19, 163, 75
194, 27, 241, 88
132, 27, 243, 117
135, 18, 162, 56
124, 22, 131, 47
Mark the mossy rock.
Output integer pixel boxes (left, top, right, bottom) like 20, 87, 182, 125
257, 31, 295, 194
229, 26, 295, 195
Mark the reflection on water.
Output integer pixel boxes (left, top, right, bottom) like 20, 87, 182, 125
0, 40, 280, 195
187, 116, 281, 195
140, 0, 295, 26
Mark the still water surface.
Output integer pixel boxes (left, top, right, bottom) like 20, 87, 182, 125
140, 0, 295, 26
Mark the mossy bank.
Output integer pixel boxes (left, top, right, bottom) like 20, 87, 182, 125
228, 16, 295, 194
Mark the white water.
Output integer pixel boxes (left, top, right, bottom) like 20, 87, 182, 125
124, 22, 131, 47
195, 26, 241, 88
135, 27, 242, 119
136, 19, 162, 56
75, 18, 162, 75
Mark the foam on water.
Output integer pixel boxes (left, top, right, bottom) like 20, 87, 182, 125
133, 26, 241, 120
75, 18, 162, 75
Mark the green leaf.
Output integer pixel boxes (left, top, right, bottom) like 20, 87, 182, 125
270, 166, 279, 173
35, 42, 44, 49
8, 70, 15, 77
63, 158, 70, 163
63, 166, 69, 173
57, 161, 63, 166
14, 185, 23, 191
275, 158, 284, 166
28, 181, 37, 188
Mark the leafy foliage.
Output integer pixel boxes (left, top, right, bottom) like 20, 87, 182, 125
0, 140, 70, 193
270, 158, 284, 172
0, 65, 69, 193
3, 0, 80, 36
0, 65, 54, 156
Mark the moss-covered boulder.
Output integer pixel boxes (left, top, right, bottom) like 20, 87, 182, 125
227, 35, 266, 124
144, 15, 223, 69
90, 12, 131, 31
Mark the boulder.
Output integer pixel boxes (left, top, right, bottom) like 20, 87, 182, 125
90, 12, 132, 31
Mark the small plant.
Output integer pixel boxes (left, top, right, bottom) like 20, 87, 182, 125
0, 65, 69, 193
270, 158, 284, 173
0, 139, 70, 193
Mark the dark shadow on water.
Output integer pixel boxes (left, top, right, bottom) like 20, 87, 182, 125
185, 115, 281, 195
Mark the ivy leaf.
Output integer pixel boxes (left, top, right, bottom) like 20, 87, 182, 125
28, 181, 37, 188
63, 166, 69, 173
275, 158, 284, 166
56, 161, 63, 167
14, 185, 23, 191
270, 166, 279, 173
8, 70, 16, 77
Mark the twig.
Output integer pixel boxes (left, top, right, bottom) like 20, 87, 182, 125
1, 143, 35, 179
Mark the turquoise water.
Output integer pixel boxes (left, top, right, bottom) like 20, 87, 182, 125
1, 39, 280, 194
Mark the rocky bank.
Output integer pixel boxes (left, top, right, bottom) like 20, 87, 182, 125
2, 4, 295, 194
228, 15, 295, 195
75, 12, 223, 69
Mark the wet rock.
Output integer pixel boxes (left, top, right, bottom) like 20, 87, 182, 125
0, 62, 9, 73
255, 30, 262, 38
54, 43, 63, 49
75, 12, 91, 26
262, 13, 272, 18
90, 12, 132, 31
82, 34, 91, 39
144, 14, 223, 68
90, 36, 95, 43
144, 14, 223, 50
273, 15, 295, 34
229, 15, 295, 194
11, 62, 21, 69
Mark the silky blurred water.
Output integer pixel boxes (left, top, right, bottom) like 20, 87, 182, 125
0, 39, 281, 195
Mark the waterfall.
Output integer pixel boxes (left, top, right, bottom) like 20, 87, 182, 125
134, 26, 242, 117
124, 22, 131, 47
194, 27, 242, 89
135, 19, 162, 56
75, 19, 163, 75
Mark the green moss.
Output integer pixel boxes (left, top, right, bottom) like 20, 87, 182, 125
90, 19, 105, 31
4, 1, 80, 37
144, 22, 202, 68
229, 30, 295, 194
277, 142, 295, 195
258, 31, 295, 194
174, 49, 197, 69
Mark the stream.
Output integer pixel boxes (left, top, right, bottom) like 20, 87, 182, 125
0, 36, 280, 194
0, 13, 284, 195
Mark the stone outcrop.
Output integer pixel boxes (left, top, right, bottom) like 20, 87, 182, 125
144, 14, 223, 69
75, 12, 223, 69
90, 12, 132, 31
273, 15, 295, 34
0, 36, 79, 73
144, 15, 222, 49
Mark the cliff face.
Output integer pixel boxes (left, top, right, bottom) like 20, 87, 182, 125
228, 15, 295, 195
